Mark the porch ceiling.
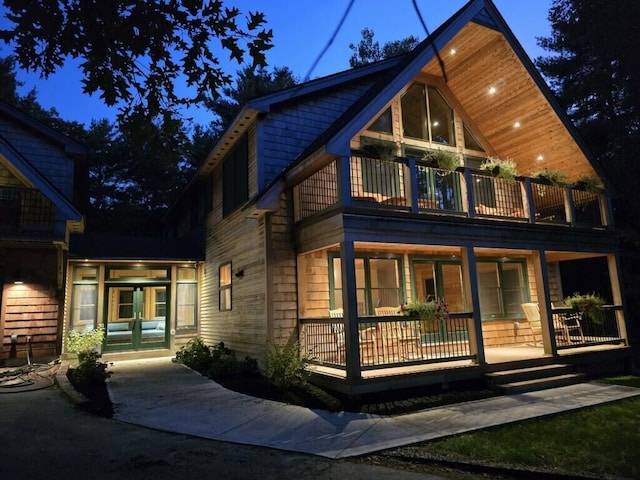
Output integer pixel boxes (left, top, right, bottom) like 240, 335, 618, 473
422, 22, 598, 183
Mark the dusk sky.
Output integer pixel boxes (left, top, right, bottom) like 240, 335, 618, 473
0, 0, 553, 126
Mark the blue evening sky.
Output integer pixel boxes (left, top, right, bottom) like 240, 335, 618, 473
0, 0, 552, 126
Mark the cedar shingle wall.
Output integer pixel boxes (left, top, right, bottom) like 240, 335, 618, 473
0, 116, 75, 199
260, 79, 377, 188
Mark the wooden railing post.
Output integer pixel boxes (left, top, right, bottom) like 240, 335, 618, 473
408, 157, 419, 213
463, 168, 476, 218
523, 178, 536, 223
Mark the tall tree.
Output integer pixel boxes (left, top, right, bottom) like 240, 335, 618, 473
536, 0, 640, 338
0, 1, 274, 131
349, 28, 420, 67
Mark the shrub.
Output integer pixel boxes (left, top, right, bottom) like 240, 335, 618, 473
266, 341, 313, 389
69, 351, 110, 387
66, 325, 105, 355
175, 338, 257, 378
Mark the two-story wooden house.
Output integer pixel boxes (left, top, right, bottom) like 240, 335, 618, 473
60, 0, 632, 395
185, 0, 631, 395
0, 101, 86, 362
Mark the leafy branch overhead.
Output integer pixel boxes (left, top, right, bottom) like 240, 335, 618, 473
0, 0, 273, 121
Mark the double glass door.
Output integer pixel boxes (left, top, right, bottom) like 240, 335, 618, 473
104, 285, 168, 351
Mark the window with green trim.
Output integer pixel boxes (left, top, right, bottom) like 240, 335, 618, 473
176, 267, 197, 329
410, 259, 467, 312
330, 254, 404, 316
476, 259, 528, 319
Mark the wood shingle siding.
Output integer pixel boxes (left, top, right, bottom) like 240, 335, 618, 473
259, 79, 378, 188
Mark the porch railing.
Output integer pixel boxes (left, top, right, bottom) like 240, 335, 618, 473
0, 186, 56, 233
552, 305, 624, 350
293, 155, 609, 229
300, 313, 474, 371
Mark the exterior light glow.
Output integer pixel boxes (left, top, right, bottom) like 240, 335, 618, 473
488, 86, 497, 95
537, 155, 544, 161
450, 48, 457, 55
513, 121, 521, 128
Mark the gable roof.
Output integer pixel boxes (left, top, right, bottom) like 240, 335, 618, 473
0, 101, 85, 224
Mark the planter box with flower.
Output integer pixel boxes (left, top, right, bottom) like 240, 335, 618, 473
422, 149, 461, 174
401, 299, 450, 339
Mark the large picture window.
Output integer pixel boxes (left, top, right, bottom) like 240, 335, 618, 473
401, 83, 455, 146
219, 263, 232, 311
476, 259, 528, 319
330, 254, 403, 316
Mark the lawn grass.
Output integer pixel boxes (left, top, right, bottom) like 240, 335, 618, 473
408, 376, 640, 479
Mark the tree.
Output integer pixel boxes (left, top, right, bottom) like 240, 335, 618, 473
536, 0, 640, 339
0, 1, 274, 129
204, 65, 297, 140
349, 28, 420, 67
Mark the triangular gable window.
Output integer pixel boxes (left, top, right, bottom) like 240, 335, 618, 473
463, 124, 485, 152
367, 107, 393, 134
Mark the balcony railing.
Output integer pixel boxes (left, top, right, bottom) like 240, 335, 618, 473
300, 313, 474, 370
293, 155, 609, 229
0, 186, 56, 233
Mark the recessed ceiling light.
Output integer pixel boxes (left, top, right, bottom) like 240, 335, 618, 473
433, 121, 440, 127
488, 86, 497, 95
450, 48, 457, 55
513, 121, 521, 128
536, 155, 544, 161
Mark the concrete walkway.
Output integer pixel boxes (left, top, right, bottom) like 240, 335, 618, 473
107, 357, 640, 459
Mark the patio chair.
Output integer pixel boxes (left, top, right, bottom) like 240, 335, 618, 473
553, 311, 585, 344
521, 302, 543, 345
328, 308, 378, 365
377, 312, 421, 361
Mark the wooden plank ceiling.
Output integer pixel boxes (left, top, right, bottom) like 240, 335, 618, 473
423, 22, 599, 183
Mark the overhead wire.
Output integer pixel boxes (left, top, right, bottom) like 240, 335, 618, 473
411, 0, 448, 82
303, 0, 356, 82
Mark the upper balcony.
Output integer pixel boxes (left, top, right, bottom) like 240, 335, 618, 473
293, 154, 610, 229
0, 186, 57, 236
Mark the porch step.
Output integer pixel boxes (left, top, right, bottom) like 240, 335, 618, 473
486, 364, 586, 395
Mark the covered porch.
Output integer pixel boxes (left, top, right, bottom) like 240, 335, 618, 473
296, 242, 628, 394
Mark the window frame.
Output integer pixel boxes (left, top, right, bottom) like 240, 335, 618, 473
176, 267, 197, 329
409, 258, 467, 312
222, 135, 249, 217
328, 252, 405, 316
219, 262, 232, 311
476, 258, 529, 320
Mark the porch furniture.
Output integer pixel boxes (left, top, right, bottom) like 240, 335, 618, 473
521, 302, 543, 345
521, 303, 586, 345
552, 311, 585, 344
375, 307, 421, 361
328, 308, 378, 365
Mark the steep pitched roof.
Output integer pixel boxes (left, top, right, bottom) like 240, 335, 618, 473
0, 133, 83, 224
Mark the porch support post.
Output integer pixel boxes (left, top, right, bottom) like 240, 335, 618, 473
340, 238, 362, 380
532, 249, 557, 355
607, 253, 628, 341
337, 155, 352, 208
461, 246, 485, 364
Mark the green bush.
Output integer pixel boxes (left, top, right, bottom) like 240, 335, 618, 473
66, 326, 105, 355
175, 338, 257, 378
69, 351, 110, 387
266, 341, 312, 389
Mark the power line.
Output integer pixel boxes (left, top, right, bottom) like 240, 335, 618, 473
412, 0, 448, 82
303, 0, 356, 82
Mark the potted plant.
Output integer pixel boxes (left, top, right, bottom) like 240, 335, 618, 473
573, 176, 600, 193
423, 149, 460, 173
480, 157, 518, 182
564, 292, 606, 324
401, 299, 449, 333
359, 137, 397, 161
531, 169, 569, 187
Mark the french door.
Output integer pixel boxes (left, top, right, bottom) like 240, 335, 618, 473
104, 285, 168, 351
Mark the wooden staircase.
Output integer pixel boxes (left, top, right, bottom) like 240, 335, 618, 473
486, 363, 586, 395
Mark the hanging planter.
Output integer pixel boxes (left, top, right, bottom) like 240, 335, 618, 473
422, 149, 460, 174
564, 292, 606, 324
480, 157, 518, 183
573, 176, 600, 193
532, 169, 569, 187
